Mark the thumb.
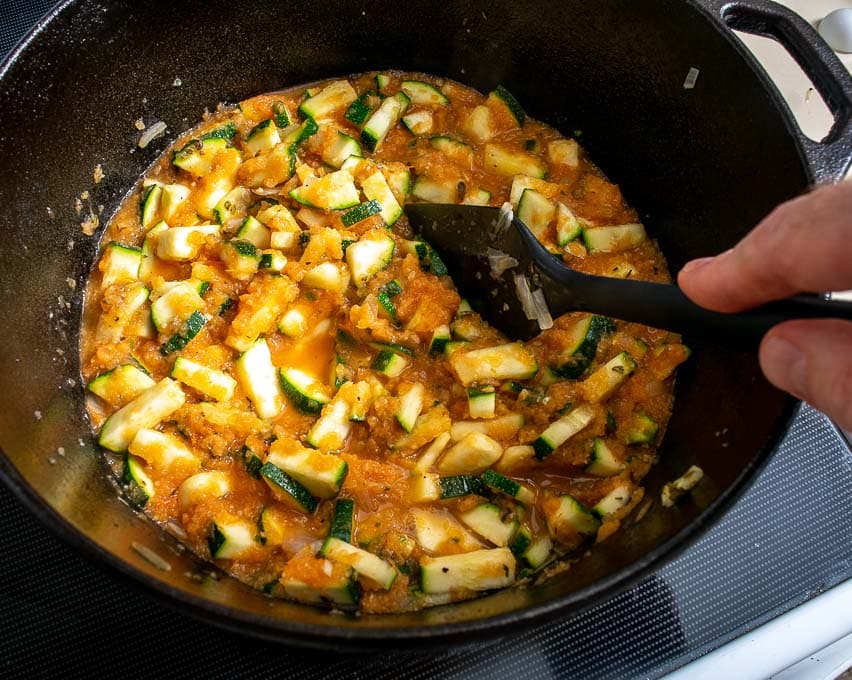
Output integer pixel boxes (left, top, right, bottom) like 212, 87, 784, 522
759, 319, 852, 430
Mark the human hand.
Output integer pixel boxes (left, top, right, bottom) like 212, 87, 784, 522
678, 181, 852, 431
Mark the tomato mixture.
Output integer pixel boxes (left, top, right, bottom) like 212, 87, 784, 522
81, 72, 689, 613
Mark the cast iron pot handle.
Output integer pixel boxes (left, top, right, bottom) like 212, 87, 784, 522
699, 0, 852, 183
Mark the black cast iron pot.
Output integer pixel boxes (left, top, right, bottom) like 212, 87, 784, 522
0, 0, 849, 650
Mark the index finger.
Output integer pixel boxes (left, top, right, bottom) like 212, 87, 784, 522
677, 182, 852, 313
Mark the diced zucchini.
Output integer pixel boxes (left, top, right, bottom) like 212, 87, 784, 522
306, 394, 352, 450
515, 532, 552, 570
544, 494, 601, 539
400, 80, 449, 106
98, 378, 186, 452
259, 250, 287, 272
172, 137, 229, 178
156, 225, 221, 261
488, 85, 525, 127
396, 383, 424, 433
271, 101, 291, 127
429, 325, 451, 354
127, 428, 199, 477
624, 412, 659, 445
159, 310, 207, 355
371, 349, 409, 378
323, 131, 363, 168
280, 561, 360, 608
593, 484, 633, 519
437, 431, 503, 475
282, 117, 319, 150
450, 413, 525, 441
401, 110, 433, 135
321, 537, 397, 590
377, 290, 397, 321
345, 229, 395, 286
586, 438, 624, 476
100, 242, 143, 288
279, 367, 331, 414
202, 123, 237, 141
408, 470, 441, 503
361, 92, 409, 152
414, 431, 451, 472
140, 184, 162, 230
290, 169, 360, 210
346, 380, 373, 421
375, 73, 391, 93
532, 404, 596, 460
329, 498, 355, 542
405, 240, 449, 275
386, 165, 411, 199
481, 469, 535, 504
208, 519, 256, 560
260, 461, 318, 513
463, 105, 495, 142
555, 202, 584, 246
467, 386, 496, 419
420, 548, 515, 594
221, 239, 261, 281
495, 444, 535, 472
267, 444, 347, 499
509, 175, 558, 207
458, 503, 518, 547
412, 508, 481, 552
553, 315, 616, 379
412, 176, 457, 204
344, 90, 377, 126
483, 144, 546, 178
463, 188, 492, 206
432, 136, 475, 165
661, 465, 705, 507
213, 186, 253, 226
171, 357, 236, 402
235, 215, 271, 249
449, 342, 538, 386
245, 119, 281, 157
179, 471, 231, 507
517, 189, 555, 239
123, 454, 155, 506
302, 262, 349, 292
160, 183, 191, 222
548, 139, 580, 167
88, 364, 156, 407
439, 474, 487, 499
581, 352, 637, 403
234, 338, 284, 420
150, 280, 205, 333
299, 80, 358, 121
582, 223, 647, 253
361, 170, 403, 225
278, 307, 307, 337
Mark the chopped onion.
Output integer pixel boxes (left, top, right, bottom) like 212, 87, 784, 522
497, 202, 514, 234
138, 120, 167, 148
514, 273, 537, 321
225, 217, 244, 233
251, 186, 284, 197
487, 247, 519, 278
531, 288, 554, 330
683, 67, 700, 90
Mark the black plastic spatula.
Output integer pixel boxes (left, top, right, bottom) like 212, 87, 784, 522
404, 203, 852, 345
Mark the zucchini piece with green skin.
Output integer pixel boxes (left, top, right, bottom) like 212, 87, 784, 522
306, 394, 352, 450
272, 101, 291, 127
160, 311, 207, 355
467, 385, 496, 419
548, 138, 580, 167
202, 122, 237, 141
346, 380, 372, 421
172, 136, 229, 177
371, 350, 409, 378
400, 80, 449, 106
302, 262, 349, 292
396, 383, 424, 433
386, 165, 411, 200
457, 298, 474, 315
444, 340, 469, 356
298, 80, 358, 121
259, 250, 287, 272
483, 143, 546, 179
221, 239, 261, 281
449, 342, 538, 386
329, 498, 355, 542
458, 503, 518, 547
511, 530, 552, 570
408, 471, 442, 503
488, 85, 526, 126
149, 280, 205, 333
582, 223, 647, 253
100, 242, 143, 288
171, 357, 236, 402
289, 169, 360, 210
586, 438, 624, 476
127, 428, 199, 477
160, 183, 191, 222
420, 548, 516, 594
438, 432, 503, 475
464, 105, 495, 142
450, 412, 525, 441
344, 90, 377, 126
552, 315, 616, 379
429, 325, 451, 354
412, 176, 457, 204
123, 454, 155, 507
624, 412, 659, 445
495, 444, 535, 472
281, 569, 360, 608
412, 508, 482, 552
361, 170, 404, 225
320, 537, 397, 590
279, 367, 331, 414
260, 462, 318, 513
556, 202, 584, 246
95, 282, 150, 344
413, 432, 451, 473
439, 475, 487, 499
375, 73, 391, 93
341, 199, 382, 227
345, 229, 395, 286
581, 351, 637, 403
234, 338, 284, 420
361, 92, 410, 152
401, 110, 433, 135
241, 448, 264, 479
376, 291, 398, 322
98, 378, 186, 453
532, 404, 596, 460
140, 184, 162, 230
544, 494, 601, 538
463, 188, 492, 206
266, 445, 347, 499
481, 469, 535, 505
213, 186, 253, 226
517, 189, 555, 239
235, 215, 271, 248
405, 240, 449, 276
282, 117, 319, 152
593, 484, 633, 519
156, 224, 221, 261
244, 119, 281, 157
208, 519, 256, 559
322, 131, 363, 168
88, 364, 156, 407
509, 526, 532, 557
139, 221, 168, 279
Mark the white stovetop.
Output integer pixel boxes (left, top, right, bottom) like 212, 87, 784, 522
668, 3, 852, 679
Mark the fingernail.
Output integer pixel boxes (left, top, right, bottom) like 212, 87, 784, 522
761, 336, 807, 398
680, 257, 714, 274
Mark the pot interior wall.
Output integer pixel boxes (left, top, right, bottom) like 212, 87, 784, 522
0, 0, 798, 642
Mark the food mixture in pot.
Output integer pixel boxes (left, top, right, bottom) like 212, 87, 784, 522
81, 72, 690, 613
